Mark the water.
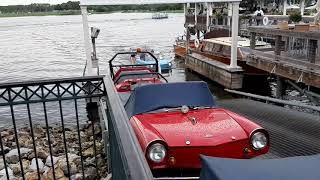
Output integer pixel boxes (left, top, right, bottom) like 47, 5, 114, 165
0, 13, 185, 82
0, 13, 187, 128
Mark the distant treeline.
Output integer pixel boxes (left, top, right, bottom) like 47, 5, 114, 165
0, 1, 183, 14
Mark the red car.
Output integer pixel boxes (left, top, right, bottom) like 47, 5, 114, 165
124, 82, 269, 176
109, 51, 167, 92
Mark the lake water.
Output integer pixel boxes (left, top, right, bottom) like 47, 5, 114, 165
0, 13, 186, 82
0, 13, 191, 128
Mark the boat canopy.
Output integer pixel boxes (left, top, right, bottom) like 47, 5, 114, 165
125, 82, 215, 117
80, 0, 242, 6
200, 155, 320, 180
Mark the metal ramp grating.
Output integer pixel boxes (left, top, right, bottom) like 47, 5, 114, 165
217, 99, 320, 159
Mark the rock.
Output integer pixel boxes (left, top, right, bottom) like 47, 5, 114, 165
68, 153, 80, 165
6, 148, 32, 164
45, 156, 59, 167
61, 162, 78, 176
22, 159, 30, 172
25, 171, 39, 180
1, 130, 10, 137
33, 125, 46, 138
0, 167, 14, 179
83, 148, 94, 157
52, 144, 64, 155
18, 136, 33, 149
85, 166, 98, 179
0, 146, 10, 155
10, 163, 21, 176
36, 148, 48, 160
70, 173, 83, 180
30, 158, 44, 172
0, 159, 4, 170
84, 157, 96, 167
43, 167, 66, 180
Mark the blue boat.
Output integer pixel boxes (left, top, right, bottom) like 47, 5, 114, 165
135, 52, 172, 73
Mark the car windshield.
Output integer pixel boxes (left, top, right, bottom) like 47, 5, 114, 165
124, 82, 216, 117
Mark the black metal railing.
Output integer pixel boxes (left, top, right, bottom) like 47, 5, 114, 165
0, 76, 153, 180
102, 76, 153, 180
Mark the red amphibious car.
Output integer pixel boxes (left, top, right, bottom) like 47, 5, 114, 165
109, 51, 167, 92
124, 82, 269, 173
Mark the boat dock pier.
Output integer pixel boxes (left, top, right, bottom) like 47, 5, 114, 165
247, 26, 320, 99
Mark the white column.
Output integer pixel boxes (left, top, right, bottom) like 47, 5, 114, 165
230, 2, 240, 69
227, 3, 232, 26
195, 3, 198, 24
81, 6, 93, 76
300, 0, 305, 16
283, 0, 287, 15
206, 2, 210, 31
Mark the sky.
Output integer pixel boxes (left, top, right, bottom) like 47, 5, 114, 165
0, 0, 74, 6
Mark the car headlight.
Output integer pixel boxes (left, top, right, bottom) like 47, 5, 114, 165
168, 62, 172, 67
147, 143, 166, 163
251, 132, 268, 150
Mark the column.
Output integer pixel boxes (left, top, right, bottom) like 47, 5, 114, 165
275, 35, 282, 61
227, 3, 232, 27
250, 32, 256, 49
230, 2, 240, 69
300, 0, 305, 16
283, 0, 287, 15
195, 3, 198, 24
308, 39, 318, 64
184, 3, 187, 24
206, 2, 211, 31
81, 6, 93, 75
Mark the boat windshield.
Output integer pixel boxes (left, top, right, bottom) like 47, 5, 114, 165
125, 82, 216, 117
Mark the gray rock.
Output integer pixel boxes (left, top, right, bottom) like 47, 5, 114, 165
5, 148, 32, 164
9, 163, 20, 176
61, 162, 78, 176
45, 156, 59, 167
0, 167, 14, 179
0, 159, 4, 170
30, 158, 44, 172
0, 146, 10, 155
70, 173, 83, 180
85, 166, 98, 179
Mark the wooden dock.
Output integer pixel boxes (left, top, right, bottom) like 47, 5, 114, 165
186, 52, 244, 89
248, 26, 320, 89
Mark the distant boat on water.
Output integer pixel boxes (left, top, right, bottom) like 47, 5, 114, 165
152, 12, 168, 19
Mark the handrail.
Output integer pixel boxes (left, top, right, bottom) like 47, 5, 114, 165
249, 50, 320, 72
103, 76, 154, 180
109, 51, 159, 79
225, 89, 320, 112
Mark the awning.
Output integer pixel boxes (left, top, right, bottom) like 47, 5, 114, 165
80, 0, 242, 6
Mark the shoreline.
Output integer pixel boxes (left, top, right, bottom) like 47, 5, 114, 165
0, 10, 183, 18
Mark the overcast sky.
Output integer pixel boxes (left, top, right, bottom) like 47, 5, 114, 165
0, 0, 75, 6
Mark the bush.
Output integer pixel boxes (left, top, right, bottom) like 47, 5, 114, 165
289, 11, 302, 23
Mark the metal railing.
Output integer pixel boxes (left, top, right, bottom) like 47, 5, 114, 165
0, 76, 153, 180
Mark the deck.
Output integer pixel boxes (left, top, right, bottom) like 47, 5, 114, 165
247, 25, 320, 89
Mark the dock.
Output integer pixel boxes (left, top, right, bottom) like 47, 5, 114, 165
248, 25, 320, 89
186, 52, 244, 89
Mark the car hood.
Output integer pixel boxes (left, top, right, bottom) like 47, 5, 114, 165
132, 108, 249, 147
